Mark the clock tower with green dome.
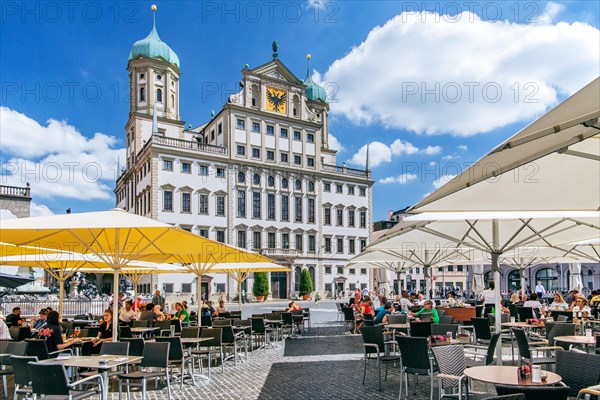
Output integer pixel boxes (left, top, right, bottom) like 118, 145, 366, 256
125, 5, 184, 170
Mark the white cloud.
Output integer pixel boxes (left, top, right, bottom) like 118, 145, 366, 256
378, 173, 417, 185
0, 209, 17, 220
328, 133, 344, 152
442, 155, 460, 161
0, 107, 125, 201
349, 141, 391, 168
323, 8, 599, 136
349, 139, 442, 168
538, 2, 565, 25
30, 203, 54, 217
458, 145, 468, 151
433, 174, 457, 189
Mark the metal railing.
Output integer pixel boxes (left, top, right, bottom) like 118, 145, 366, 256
152, 135, 228, 155
322, 164, 371, 178
0, 299, 109, 318
0, 184, 31, 198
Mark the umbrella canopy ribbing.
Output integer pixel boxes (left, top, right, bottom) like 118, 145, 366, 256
0, 272, 34, 289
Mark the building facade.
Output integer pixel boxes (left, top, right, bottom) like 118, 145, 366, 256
114, 12, 373, 301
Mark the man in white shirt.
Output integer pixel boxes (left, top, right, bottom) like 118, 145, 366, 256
482, 281, 496, 316
535, 282, 546, 300
523, 293, 543, 315
118, 300, 136, 326
399, 291, 413, 312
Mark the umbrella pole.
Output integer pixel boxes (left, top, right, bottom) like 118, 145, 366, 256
58, 276, 65, 322
492, 219, 503, 366
238, 275, 243, 313
113, 269, 119, 341
197, 273, 202, 310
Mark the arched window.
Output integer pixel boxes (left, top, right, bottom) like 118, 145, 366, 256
295, 180, 302, 191
156, 88, 162, 103
309, 266, 316, 289
251, 84, 260, 108
294, 266, 302, 292
507, 270, 521, 291
483, 271, 494, 287
253, 174, 260, 185
237, 171, 245, 183
536, 268, 559, 291
292, 95, 300, 117
268, 176, 275, 187
171, 94, 174, 106
139, 87, 145, 102
308, 181, 314, 192
139, 73, 145, 80
282, 178, 288, 189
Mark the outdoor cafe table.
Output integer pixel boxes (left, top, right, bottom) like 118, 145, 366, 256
40, 355, 142, 400
554, 335, 596, 352
131, 327, 159, 337
464, 365, 562, 386
385, 323, 410, 341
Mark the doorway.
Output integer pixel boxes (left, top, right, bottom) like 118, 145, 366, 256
270, 272, 287, 299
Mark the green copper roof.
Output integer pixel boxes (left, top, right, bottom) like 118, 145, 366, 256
128, 12, 179, 68
302, 55, 327, 103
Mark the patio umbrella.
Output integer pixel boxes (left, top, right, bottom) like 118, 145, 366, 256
411, 77, 600, 213
0, 208, 268, 339
569, 263, 583, 291
471, 264, 485, 296
0, 272, 33, 289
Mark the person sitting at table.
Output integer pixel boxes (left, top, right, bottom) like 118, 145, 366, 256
118, 300, 136, 326
374, 302, 394, 325
288, 301, 302, 311
509, 292, 520, 304
523, 293, 543, 315
139, 303, 157, 324
93, 309, 114, 352
361, 296, 375, 319
37, 311, 80, 356
153, 304, 165, 321
565, 290, 578, 304
5, 307, 23, 327
203, 300, 217, 317
447, 291, 458, 307
411, 300, 440, 324
174, 302, 190, 326
374, 296, 388, 313
569, 296, 591, 317
132, 295, 143, 312
550, 293, 569, 311
32, 308, 49, 330
215, 300, 228, 315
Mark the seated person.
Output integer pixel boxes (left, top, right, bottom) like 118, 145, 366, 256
569, 296, 591, 317
523, 293, 543, 315
92, 309, 114, 352
411, 300, 439, 324
36, 311, 80, 356
139, 303, 158, 324
374, 296, 388, 313
118, 300, 136, 326
550, 293, 569, 311
374, 302, 394, 324
288, 301, 302, 311
174, 302, 190, 326
215, 300, 228, 315
447, 292, 458, 307
32, 309, 49, 330
5, 307, 23, 327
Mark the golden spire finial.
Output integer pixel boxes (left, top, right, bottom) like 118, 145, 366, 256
306, 54, 311, 60
151, 4, 157, 11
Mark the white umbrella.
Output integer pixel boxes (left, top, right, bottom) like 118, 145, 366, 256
569, 263, 583, 291
472, 264, 485, 296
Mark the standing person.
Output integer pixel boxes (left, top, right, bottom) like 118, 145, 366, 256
152, 290, 165, 310
535, 281, 546, 300
482, 281, 496, 316
314, 291, 321, 305
36, 311, 80, 356
0, 313, 10, 339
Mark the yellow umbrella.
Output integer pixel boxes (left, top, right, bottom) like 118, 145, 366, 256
0, 209, 268, 339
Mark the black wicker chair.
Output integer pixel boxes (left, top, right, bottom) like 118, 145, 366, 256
397, 336, 437, 400
556, 350, 600, 398
118, 342, 172, 400
471, 317, 492, 344
495, 384, 570, 400
25, 338, 71, 360
464, 333, 501, 367
10, 355, 37, 399
191, 327, 223, 378
512, 328, 561, 368
409, 321, 432, 338
360, 326, 400, 392
29, 361, 104, 400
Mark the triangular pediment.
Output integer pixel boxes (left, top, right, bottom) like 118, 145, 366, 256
249, 59, 304, 86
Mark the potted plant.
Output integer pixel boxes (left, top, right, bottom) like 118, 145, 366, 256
253, 272, 269, 302
299, 268, 313, 301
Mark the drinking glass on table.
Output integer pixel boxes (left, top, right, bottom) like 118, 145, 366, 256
74, 326, 81, 337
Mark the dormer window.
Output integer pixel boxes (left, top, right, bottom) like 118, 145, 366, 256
156, 88, 162, 103
139, 87, 145, 102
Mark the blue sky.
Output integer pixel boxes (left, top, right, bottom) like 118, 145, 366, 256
1, 0, 599, 220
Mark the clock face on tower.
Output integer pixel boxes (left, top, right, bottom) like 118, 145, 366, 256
265, 86, 287, 114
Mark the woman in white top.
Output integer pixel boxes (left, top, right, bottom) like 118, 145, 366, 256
523, 292, 543, 315
569, 297, 591, 317
549, 293, 569, 311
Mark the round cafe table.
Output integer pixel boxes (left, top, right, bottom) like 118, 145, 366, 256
464, 366, 562, 386
553, 335, 595, 345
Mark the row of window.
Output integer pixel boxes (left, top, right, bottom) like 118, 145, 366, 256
236, 191, 316, 223
235, 230, 367, 254
236, 119, 315, 143
236, 146, 315, 167
163, 160, 226, 177
237, 173, 316, 192
323, 207, 367, 228
163, 191, 226, 215
323, 266, 368, 275
324, 182, 367, 197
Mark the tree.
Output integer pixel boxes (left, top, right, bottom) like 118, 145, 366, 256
299, 268, 313, 296
253, 272, 269, 298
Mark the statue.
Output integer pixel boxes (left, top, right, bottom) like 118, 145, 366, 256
272, 41, 278, 59
68, 273, 80, 298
